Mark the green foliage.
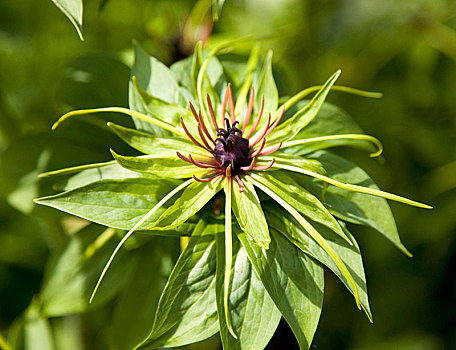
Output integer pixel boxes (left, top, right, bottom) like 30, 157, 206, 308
3, 1, 452, 350
31, 42, 430, 350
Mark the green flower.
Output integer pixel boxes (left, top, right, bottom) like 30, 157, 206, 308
36, 44, 431, 349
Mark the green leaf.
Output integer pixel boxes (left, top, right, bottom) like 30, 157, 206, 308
152, 178, 223, 230
108, 122, 205, 156
129, 46, 179, 134
255, 171, 351, 244
293, 151, 418, 256
266, 204, 373, 321
231, 179, 270, 248
35, 178, 180, 231
52, 0, 83, 40
244, 51, 278, 134
109, 238, 178, 350
60, 163, 145, 192
267, 71, 340, 144
261, 151, 326, 175
40, 224, 136, 316
111, 151, 208, 179
131, 77, 199, 136
140, 215, 222, 348
238, 229, 324, 350
216, 231, 281, 350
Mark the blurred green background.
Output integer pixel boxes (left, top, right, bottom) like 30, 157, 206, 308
0, 0, 455, 349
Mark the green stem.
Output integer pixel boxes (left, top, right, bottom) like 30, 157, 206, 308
280, 134, 384, 158
224, 176, 238, 339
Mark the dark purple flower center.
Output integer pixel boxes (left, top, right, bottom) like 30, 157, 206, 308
213, 119, 252, 175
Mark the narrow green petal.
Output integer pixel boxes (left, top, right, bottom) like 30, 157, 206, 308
274, 163, 432, 209
281, 134, 384, 158
38, 160, 116, 178
275, 85, 382, 120
52, 107, 186, 137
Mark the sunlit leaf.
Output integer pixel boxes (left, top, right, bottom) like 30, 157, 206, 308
215, 231, 281, 349
35, 178, 179, 230
256, 171, 350, 244
108, 122, 205, 156
265, 204, 373, 321
238, 229, 324, 350
140, 215, 221, 348
111, 151, 209, 179
129, 46, 179, 134
152, 179, 223, 230
232, 180, 270, 248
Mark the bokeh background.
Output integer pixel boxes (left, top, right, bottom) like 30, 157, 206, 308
0, 0, 455, 349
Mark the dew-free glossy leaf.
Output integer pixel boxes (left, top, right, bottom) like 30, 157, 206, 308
35, 178, 179, 230
267, 71, 340, 144
265, 204, 372, 321
52, 0, 83, 40
232, 180, 270, 248
293, 151, 416, 255
140, 215, 222, 348
256, 171, 350, 243
261, 151, 326, 175
40, 224, 135, 316
238, 229, 324, 350
60, 163, 145, 191
152, 179, 223, 230
215, 232, 281, 350
108, 122, 205, 156
111, 151, 208, 179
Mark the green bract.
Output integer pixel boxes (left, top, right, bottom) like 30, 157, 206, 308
35, 43, 431, 350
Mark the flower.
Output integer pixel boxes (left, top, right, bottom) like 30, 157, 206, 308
178, 86, 283, 191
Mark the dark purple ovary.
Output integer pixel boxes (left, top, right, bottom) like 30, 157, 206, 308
213, 119, 252, 175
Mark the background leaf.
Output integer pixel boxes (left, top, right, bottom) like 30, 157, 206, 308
109, 237, 178, 350
40, 224, 136, 316
52, 0, 83, 40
